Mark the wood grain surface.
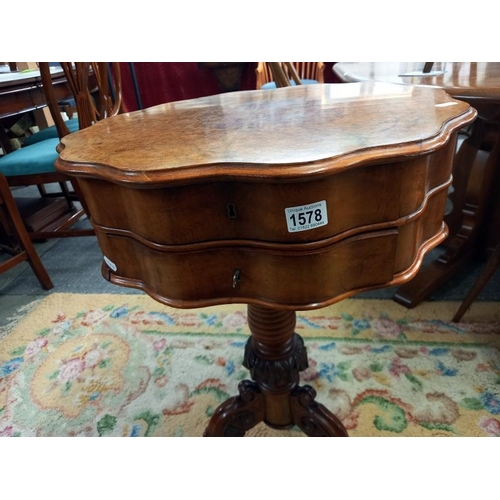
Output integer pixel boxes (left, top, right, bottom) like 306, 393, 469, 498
56, 83, 474, 184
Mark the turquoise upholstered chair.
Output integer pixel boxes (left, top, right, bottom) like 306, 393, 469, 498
0, 62, 122, 240
0, 133, 85, 240
0, 137, 61, 178
24, 117, 79, 145
256, 62, 325, 89
261, 79, 319, 89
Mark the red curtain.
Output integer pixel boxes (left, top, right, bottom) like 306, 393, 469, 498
119, 62, 340, 112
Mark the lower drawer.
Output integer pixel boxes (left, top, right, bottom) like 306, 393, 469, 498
96, 229, 398, 309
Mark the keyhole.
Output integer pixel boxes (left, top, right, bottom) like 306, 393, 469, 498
227, 203, 237, 219
232, 269, 241, 288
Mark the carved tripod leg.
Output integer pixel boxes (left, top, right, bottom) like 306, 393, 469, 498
204, 304, 348, 437
290, 386, 348, 437
203, 380, 264, 437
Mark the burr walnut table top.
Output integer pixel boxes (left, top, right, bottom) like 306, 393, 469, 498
57, 82, 474, 184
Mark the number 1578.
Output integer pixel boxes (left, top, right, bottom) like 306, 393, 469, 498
289, 208, 323, 226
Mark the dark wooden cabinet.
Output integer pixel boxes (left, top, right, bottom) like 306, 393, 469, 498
333, 62, 500, 307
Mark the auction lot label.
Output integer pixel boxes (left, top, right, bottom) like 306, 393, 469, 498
285, 200, 328, 233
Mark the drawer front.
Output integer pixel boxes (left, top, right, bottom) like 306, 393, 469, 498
96, 229, 399, 309
394, 177, 449, 273
80, 147, 453, 246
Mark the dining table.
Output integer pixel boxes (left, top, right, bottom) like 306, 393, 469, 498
54, 82, 475, 436
333, 62, 500, 308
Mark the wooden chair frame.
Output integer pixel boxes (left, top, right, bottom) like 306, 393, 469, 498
0, 173, 53, 289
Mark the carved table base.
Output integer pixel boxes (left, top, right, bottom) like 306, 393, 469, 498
203, 305, 348, 437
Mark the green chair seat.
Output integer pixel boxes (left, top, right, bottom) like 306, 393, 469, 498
24, 118, 80, 146
261, 79, 320, 89
0, 138, 60, 177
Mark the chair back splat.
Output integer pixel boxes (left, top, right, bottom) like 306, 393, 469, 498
268, 62, 302, 88
38, 62, 122, 223
39, 62, 122, 132
24, 62, 122, 146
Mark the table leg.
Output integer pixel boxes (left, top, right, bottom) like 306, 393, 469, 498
394, 110, 500, 308
204, 304, 348, 437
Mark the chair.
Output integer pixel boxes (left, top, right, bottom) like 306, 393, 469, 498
256, 62, 325, 89
0, 172, 53, 289
0, 62, 122, 240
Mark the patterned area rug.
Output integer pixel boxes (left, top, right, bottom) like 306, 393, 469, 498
1, 293, 499, 437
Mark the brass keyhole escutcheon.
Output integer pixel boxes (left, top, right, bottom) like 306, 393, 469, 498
227, 203, 237, 219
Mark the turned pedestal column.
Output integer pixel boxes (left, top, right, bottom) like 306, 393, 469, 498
204, 305, 347, 436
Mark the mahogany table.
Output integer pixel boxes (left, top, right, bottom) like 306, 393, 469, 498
333, 62, 500, 308
54, 83, 475, 436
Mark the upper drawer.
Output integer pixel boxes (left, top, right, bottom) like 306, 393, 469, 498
80, 143, 454, 245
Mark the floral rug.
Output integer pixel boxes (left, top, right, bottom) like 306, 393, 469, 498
1, 293, 499, 437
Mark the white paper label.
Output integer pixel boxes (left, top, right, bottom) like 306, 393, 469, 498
103, 256, 117, 272
285, 200, 328, 233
